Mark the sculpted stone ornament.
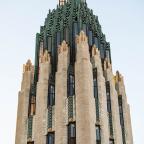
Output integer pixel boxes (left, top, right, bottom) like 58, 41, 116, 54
76, 31, 88, 44
115, 71, 124, 83
92, 45, 100, 57
104, 57, 112, 70
39, 48, 50, 64
23, 59, 34, 73
58, 40, 68, 54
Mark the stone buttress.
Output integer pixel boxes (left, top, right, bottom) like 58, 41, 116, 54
55, 41, 69, 144
104, 59, 123, 144
92, 46, 109, 144
115, 72, 133, 144
15, 60, 34, 144
34, 43, 51, 144
75, 31, 96, 144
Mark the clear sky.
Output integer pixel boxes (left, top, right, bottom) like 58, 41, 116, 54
0, 0, 143, 143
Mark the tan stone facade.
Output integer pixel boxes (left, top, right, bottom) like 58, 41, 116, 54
15, 31, 133, 144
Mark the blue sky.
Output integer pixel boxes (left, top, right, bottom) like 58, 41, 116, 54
0, 0, 143, 143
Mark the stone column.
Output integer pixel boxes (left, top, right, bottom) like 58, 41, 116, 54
75, 31, 96, 144
55, 41, 69, 144
115, 72, 133, 144
92, 46, 109, 144
104, 59, 123, 144
34, 49, 51, 144
15, 60, 34, 144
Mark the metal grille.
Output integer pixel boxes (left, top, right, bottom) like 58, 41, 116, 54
48, 106, 53, 129
27, 116, 33, 139
68, 96, 73, 119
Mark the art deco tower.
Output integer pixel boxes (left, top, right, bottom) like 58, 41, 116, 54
15, 0, 133, 144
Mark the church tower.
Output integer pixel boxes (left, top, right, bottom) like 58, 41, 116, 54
15, 0, 133, 144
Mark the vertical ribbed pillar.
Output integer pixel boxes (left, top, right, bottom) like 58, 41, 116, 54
15, 60, 34, 144
34, 48, 51, 144
104, 59, 123, 144
55, 41, 69, 144
115, 72, 133, 144
92, 46, 109, 144
75, 31, 96, 144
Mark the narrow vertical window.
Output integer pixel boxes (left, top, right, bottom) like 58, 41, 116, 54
48, 85, 55, 106
106, 81, 114, 137
93, 68, 99, 121
47, 133, 55, 144
118, 96, 126, 144
88, 30, 93, 46
68, 123, 76, 144
96, 125, 101, 144
68, 74, 75, 96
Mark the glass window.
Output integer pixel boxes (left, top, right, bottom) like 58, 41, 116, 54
88, 31, 93, 46
48, 85, 55, 106
93, 68, 98, 98
68, 123, 76, 144
96, 125, 101, 144
68, 75, 75, 96
47, 133, 54, 144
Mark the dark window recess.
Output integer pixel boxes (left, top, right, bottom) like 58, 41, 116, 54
106, 81, 113, 136
96, 125, 101, 144
88, 30, 93, 46
68, 74, 75, 96
82, 24, 87, 33
118, 96, 126, 144
71, 23, 78, 63
48, 85, 55, 106
68, 123, 76, 144
56, 32, 61, 47
46, 133, 55, 144
109, 139, 114, 144
106, 50, 110, 60
64, 28, 69, 43
93, 37, 99, 48
48, 36, 52, 52
27, 142, 34, 144
100, 43, 105, 59
93, 68, 100, 121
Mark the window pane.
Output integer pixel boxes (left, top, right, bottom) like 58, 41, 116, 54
96, 126, 101, 140
47, 133, 54, 144
48, 85, 55, 106
69, 75, 75, 96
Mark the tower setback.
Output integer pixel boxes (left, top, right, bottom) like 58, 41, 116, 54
15, 0, 133, 144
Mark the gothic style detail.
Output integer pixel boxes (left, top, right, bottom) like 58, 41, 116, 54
76, 31, 88, 44
92, 45, 100, 57
16, 0, 133, 144
23, 60, 33, 73
58, 41, 69, 54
